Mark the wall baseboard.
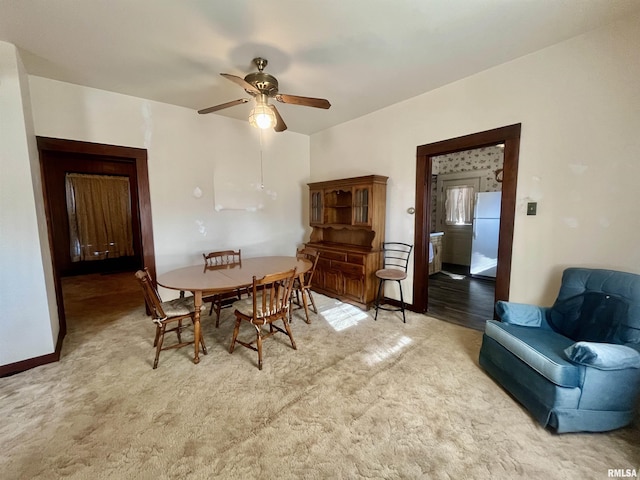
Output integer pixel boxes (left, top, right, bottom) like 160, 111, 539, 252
379, 297, 415, 312
0, 329, 64, 377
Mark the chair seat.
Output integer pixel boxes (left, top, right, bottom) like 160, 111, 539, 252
485, 320, 582, 387
375, 268, 407, 281
161, 297, 206, 317
162, 297, 199, 317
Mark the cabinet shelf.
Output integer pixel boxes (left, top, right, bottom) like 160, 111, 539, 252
313, 223, 373, 230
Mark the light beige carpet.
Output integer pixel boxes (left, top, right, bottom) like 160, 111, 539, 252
1, 273, 638, 479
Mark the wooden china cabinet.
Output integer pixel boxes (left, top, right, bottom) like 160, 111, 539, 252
306, 175, 388, 309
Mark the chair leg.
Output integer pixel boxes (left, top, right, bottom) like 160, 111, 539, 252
307, 289, 318, 314
153, 324, 161, 347
301, 289, 311, 324
214, 300, 222, 328
256, 328, 263, 370
283, 318, 297, 350
153, 324, 166, 369
289, 288, 299, 323
295, 289, 301, 307
199, 329, 208, 355
374, 279, 384, 321
229, 317, 241, 353
398, 280, 406, 323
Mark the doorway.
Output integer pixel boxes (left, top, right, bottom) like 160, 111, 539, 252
412, 124, 521, 320
425, 148, 505, 328
38, 137, 156, 339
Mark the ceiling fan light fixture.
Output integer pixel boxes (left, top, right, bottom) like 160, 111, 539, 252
249, 103, 276, 130
249, 94, 275, 130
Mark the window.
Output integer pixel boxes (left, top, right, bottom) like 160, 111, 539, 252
444, 185, 474, 225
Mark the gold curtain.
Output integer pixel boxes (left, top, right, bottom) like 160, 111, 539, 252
65, 173, 134, 262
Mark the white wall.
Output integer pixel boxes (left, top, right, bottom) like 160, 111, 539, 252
29, 77, 311, 300
0, 42, 58, 365
310, 14, 640, 306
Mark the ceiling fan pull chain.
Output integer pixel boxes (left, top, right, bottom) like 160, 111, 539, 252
259, 129, 265, 190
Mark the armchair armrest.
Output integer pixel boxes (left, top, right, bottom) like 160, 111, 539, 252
495, 301, 550, 327
564, 342, 640, 370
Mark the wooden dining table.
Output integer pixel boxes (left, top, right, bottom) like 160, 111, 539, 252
157, 256, 312, 364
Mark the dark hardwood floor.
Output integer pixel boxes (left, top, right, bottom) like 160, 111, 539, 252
427, 263, 495, 331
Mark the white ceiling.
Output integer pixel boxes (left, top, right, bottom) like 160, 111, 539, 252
1, 0, 639, 135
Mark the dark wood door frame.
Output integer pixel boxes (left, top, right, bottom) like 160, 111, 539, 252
37, 137, 156, 338
412, 124, 521, 314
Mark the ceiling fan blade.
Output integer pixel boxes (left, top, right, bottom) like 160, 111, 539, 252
269, 105, 287, 132
275, 93, 331, 109
220, 73, 260, 95
198, 98, 249, 115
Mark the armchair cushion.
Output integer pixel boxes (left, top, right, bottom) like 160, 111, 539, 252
495, 301, 550, 328
564, 342, 640, 370
548, 268, 640, 344
485, 320, 582, 387
550, 292, 630, 343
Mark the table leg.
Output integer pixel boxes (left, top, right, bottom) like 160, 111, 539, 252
193, 290, 202, 364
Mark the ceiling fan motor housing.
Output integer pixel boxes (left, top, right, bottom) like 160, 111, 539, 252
244, 72, 279, 96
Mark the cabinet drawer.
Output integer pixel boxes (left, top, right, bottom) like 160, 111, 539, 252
317, 258, 332, 270
333, 261, 364, 277
320, 250, 347, 262
347, 253, 365, 265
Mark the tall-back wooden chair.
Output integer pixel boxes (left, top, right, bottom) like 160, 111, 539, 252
135, 268, 207, 369
203, 249, 242, 267
290, 247, 320, 323
374, 242, 413, 323
202, 249, 245, 327
229, 268, 298, 370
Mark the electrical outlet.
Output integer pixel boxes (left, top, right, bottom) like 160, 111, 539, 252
527, 202, 537, 216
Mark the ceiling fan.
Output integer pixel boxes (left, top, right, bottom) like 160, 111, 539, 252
198, 57, 331, 132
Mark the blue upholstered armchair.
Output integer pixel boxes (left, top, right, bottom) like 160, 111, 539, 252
479, 268, 640, 433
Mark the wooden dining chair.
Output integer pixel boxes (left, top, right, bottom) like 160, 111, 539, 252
290, 247, 320, 323
135, 268, 207, 369
202, 249, 245, 327
229, 268, 298, 370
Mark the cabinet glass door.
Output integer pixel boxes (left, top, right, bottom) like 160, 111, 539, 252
310, 190, 323, 224
353, 186, 370, 225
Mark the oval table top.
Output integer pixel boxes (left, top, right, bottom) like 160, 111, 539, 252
157, 256, 311, 293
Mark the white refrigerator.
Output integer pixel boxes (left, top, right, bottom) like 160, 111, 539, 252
470, 191, 501, 278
